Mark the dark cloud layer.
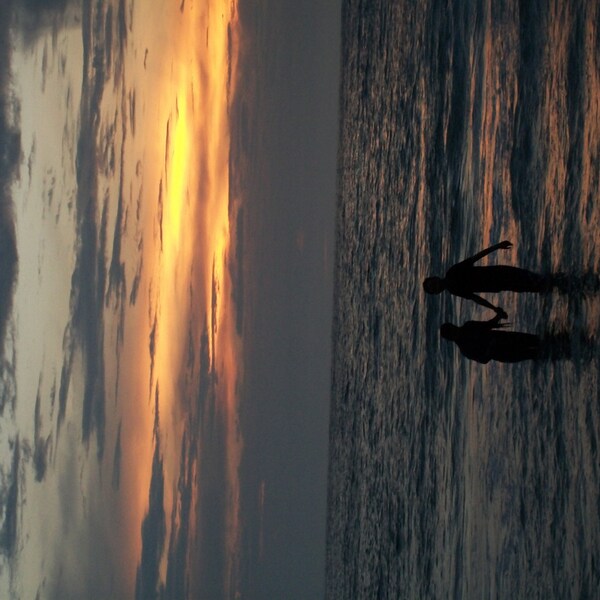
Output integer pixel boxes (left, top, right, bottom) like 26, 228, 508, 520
196, 321, 213, 414
167, 314, 228, 599
228, 205, 244, 336
0, 438, 20, 556
192, 414, 227, 599
56, 0, 132, 460
129, 239, 143, 306
135, 390, 166, 600
56, 326, 74, 432
104, 0, 131, 329
55, 0, 109, 459
0, 0, 20, 366
111, 421, 122, 490
21, 0, 70, 9
163, 433, 193, 600
33, 379, 52, 482
148, 312, 158, 402
0, 340, 16, 417
14, 0, 82, 47
139, 312, 226, 598
0, 19, 19, 568
132, 316, 220, 599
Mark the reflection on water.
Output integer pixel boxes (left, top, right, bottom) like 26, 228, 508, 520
326, 1, 600, 599
545, 271, 600, 295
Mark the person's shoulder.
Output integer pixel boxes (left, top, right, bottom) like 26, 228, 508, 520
447, 261, 469, 275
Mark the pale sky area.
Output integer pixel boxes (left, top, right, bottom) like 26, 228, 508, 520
0, 0, 340, 598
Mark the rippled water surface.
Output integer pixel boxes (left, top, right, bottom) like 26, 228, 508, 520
326, 1, 600, 598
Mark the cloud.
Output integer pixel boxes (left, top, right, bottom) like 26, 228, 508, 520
56, 324, 74, 438
105, 171, 127, 346
160, 315, 222, 598
135, 390, 166, 600
0, 437, 20, 556
0, 210, 18, 362
21, 0, 70, 9
129, 237, 143, 306
57, 0, 131, 460
148, 312, 158, 401
104, 71, 132, 346
156, 178, 164, 252
69, 184, 108, 459
210, 263, 218, 372
197, 320, 213, 413
0, 325, 16, 417
103, 5, 114, 75
111, 421, 122, 490
54, 8, 108, 454
0, 2, 20, 365
13, 0, 81, 47
114, 0, 128, 82
124, 281, 232, 597
33, 378, 52, 482
191, 406, 227, 599
128, 90, 136, 136
228, 205, 245, 336
164, 432, 193, 599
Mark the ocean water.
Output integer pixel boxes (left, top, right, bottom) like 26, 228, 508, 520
326, 1, 600, 599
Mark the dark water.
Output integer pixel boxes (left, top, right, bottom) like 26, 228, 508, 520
326, 1, 600, 598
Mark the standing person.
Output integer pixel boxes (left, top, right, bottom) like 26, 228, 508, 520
423, 241, 548, 317
440, 314, 541, 363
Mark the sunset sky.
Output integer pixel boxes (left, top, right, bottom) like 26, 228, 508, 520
0, 0, 340, 598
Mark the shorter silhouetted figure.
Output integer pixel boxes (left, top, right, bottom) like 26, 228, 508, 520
441, 314, 542, 363
424, 241, 549, 317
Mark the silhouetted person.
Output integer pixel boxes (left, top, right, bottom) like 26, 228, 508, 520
424, 241, 549, 317
440, 314, 542, 363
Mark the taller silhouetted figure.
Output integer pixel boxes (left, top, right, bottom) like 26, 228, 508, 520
423, 240, 548, 316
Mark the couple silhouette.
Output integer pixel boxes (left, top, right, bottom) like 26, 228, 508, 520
424, 241, 563, 363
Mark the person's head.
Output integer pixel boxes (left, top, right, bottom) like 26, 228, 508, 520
423, 276, 445, 294
440, 323, 459, 341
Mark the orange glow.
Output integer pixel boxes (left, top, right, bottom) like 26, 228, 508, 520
164, 94, 190, 257
116, 0, 243, 595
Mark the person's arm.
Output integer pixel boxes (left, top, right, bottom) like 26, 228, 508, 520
463, 313, 507, 335
486, 313, 506, 328
460, 240, 512, 266
464, 293, 509, 318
